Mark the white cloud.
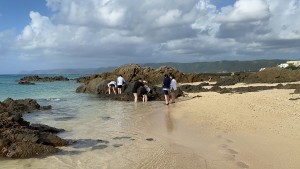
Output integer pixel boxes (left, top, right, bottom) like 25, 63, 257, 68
217, 0, 270, 22
7, 0, 300, 70
155, 9, 182, 27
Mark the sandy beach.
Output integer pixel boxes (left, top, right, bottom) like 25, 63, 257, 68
135, 83, 300, 169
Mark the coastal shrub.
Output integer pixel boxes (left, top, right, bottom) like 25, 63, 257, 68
285, 64, 299, 70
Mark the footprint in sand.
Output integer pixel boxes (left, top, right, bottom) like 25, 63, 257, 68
223, 154, 235, 161
113, 144, 123, 148
236, 161, 249, 169
227, 148, 238, 155
226, 138, 233, 143
219, 144, 228, 148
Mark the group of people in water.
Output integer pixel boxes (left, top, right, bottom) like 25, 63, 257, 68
107, 74, 177, 105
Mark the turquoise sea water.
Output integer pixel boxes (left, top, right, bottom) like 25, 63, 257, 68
0, 74, 83, 101
0, 74, 162, 168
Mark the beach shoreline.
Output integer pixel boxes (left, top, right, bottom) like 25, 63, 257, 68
135, 85, 300, 169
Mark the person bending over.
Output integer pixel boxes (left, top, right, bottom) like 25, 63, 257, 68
107, 81, 117, 95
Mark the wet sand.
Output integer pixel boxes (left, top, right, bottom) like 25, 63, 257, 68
138, 87, 300, 169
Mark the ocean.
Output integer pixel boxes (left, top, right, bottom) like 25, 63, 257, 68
0, 74, 162, 169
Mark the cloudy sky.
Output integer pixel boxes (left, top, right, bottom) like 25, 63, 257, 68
0, 0, 300, 73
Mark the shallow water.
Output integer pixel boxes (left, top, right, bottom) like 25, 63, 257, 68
1, 75, 173, 168
1, 98, 162, 169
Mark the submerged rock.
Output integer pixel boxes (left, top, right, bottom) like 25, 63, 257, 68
18, 81, 35, 85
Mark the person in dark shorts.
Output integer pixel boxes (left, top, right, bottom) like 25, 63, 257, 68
132, 78, 144, 102
117, 75, 126, 94
162, 74, 171, 105
140, 81, 151, 102
107, 81, 116, 95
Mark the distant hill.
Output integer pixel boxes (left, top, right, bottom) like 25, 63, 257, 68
141, 60, 287, 73
20, 60, 287, 74
20, 67, 115, 75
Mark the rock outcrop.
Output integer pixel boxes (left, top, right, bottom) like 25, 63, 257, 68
216, 68, 300, 86
75, 64, 228, 100
20, 76, 69, 82
76, 65, 300, 98
76, 78, 183, 101
245, 67, 300, 83
76, 64, 215, 85
0, 98, 67, 158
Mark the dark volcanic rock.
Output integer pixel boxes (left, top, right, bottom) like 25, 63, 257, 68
30, 124, 65, 133
76, 65, 300, 99
209, 84, 300, 94
75, 64, 216, 100
216, 68, 300, 86
20, 75, 69, 82
2, 98, 45, 113
215, 72, 250, 86
0, 98, 67, 158
5, 142, 59, 158
294, 88, 300, 94
245, 67, 300, 83
18, 81, 35, 85
179, 84, 208, 93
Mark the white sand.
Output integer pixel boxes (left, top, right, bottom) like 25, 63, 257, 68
138, 85, 300, 169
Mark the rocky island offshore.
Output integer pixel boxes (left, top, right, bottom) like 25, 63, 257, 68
18, 75, 69, 85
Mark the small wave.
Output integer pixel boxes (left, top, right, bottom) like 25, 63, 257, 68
38, 98, 62, 102
47, 98, 62, 102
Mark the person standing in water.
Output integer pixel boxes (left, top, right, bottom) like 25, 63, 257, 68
117, 75, 126, 94
170, 75, 177, 103
132, 78, 144, 103
162, 74, 171, 105
140, 81, 151, 102
107, 81, 117, 95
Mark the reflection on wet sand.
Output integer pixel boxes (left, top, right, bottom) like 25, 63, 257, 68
164, 106, 174, 133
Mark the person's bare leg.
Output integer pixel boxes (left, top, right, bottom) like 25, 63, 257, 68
113, 87, 116, 95
164, 95, 169, 104
108, 87, 111, 94
134, 93, 138, 102
118, 88, 122, 94
145, 95, 148, 102
171, 92, 175, 103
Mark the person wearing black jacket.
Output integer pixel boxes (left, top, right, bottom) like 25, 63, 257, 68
162, 74, 171, 105
132, 78, 144, 103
